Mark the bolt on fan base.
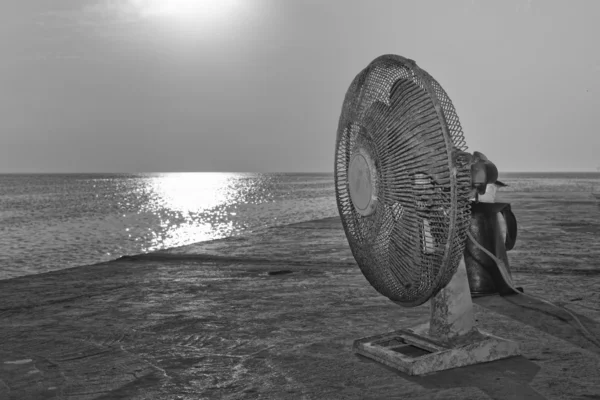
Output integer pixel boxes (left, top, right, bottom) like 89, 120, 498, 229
354, 258, 520, 375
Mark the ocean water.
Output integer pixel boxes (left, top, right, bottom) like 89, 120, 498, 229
0, 173, 337, 280
1, 172, 599, 281
499, 172, 600, 193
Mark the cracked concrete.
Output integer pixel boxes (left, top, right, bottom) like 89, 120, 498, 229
0, 191, 599, 399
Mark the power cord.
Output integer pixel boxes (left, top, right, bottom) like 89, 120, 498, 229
466, 232, 600, 349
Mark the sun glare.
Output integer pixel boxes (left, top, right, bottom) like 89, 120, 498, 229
121, 0, 263, 46
131, 0, 240, 23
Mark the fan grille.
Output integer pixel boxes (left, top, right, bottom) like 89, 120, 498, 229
335, 55, 472, 307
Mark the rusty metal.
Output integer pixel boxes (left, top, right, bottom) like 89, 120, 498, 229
337, 55, 522, 375
334, 55, 471, 306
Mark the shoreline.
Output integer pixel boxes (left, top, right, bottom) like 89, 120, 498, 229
0, 213, 341, 282
2, 188, 599, 282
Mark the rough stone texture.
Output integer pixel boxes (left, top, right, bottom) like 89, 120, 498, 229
0, 191, 599, 399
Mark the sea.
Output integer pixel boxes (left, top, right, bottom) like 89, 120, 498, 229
1, 172, 599, 281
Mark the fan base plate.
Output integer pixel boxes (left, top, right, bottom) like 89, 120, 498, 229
354, 323, 520, 376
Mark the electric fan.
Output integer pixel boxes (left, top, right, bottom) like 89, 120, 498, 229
334, 54, 520, 375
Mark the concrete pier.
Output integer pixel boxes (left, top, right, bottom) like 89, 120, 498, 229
1, 191, 600, 399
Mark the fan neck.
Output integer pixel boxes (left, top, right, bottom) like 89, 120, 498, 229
428, 257, 476, 340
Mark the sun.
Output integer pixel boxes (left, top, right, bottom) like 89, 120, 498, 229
130, 0, 240, 24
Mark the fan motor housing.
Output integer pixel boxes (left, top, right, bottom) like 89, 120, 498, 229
348, 147, 378, 216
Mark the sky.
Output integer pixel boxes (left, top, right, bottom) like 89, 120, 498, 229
1, 0, 599, 173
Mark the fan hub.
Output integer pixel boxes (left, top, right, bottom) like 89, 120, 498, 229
348, 149, 378, 216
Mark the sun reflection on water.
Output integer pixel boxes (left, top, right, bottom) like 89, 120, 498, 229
139, 173, 235, 250
148, 172, 232, 212
132, 172, 280, 252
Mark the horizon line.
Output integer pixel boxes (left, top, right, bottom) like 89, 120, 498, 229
0, 170, 599, 175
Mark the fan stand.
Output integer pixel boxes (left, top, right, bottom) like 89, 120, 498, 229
354, 258, 520, 375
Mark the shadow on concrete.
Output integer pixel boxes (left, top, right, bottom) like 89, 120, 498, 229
360, 354, 545, 400
475, 294, 600, 355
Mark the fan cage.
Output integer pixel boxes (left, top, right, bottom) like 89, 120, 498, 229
335, 55, 472, 307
